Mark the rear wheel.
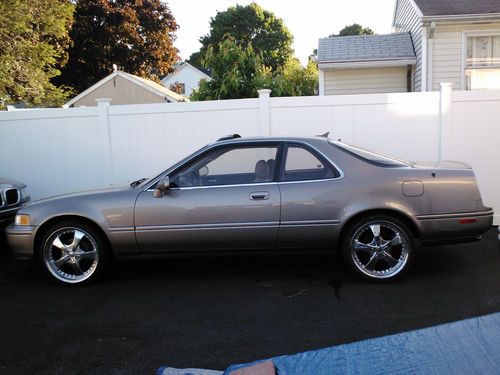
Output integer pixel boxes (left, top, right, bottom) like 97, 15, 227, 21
39, 221, 109, 285
342, 215, 413, 282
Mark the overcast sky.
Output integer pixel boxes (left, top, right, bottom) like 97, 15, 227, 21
166, 0, 396, 65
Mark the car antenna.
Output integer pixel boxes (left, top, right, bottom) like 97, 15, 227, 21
316, 131, 329, 138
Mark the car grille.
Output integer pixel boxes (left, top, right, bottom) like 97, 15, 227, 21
5, 188, 20, 206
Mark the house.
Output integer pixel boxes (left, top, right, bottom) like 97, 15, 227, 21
160, 61, 211, 97
393, 0, 500, 91
318, 0, 500, 95
65, 70, 188, 107
317, 33, 416, 95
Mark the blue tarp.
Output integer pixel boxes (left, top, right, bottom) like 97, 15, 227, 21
225, 312, 500, 375
157, 367, 222, 375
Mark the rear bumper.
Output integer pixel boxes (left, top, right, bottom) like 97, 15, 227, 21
5, 224, 36, 262
416, 210, 494, 245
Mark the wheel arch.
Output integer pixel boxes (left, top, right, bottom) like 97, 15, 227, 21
34, 215, 114, 259
337, 209, 420, 248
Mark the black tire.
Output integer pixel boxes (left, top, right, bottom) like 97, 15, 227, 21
38, 220, 109, 285
341, 215, 414, 283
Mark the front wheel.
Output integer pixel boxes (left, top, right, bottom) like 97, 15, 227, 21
342, 216, 414, 282
39, 221, 109, 285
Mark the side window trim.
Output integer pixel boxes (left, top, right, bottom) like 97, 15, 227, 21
169, 142, 282, 189
278, 142, 341, 183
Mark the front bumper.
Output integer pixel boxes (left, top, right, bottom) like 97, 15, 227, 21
0, 206, 20, 223
416, 209, 494, 245
5, 224, 36, 261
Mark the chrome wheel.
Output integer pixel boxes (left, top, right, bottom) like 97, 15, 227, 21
43, 227, 99, 284
349, 220, 410, 280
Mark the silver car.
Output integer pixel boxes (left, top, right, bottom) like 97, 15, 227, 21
6, 136, 493, 285
0, 178, 30, 224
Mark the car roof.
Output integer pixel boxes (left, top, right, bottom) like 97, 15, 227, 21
211, 135, 330, 147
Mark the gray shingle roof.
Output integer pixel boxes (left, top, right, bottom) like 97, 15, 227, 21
413, 0, 500, 16
317, 33, 415, 63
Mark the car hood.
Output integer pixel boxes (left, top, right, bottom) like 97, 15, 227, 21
0, 177, 26, 188
29, 186, 131, 206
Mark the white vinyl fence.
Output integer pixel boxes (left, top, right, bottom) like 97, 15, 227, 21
1, 85, 499, 224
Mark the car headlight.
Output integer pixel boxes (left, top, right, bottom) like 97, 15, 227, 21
15, 214, 30, 226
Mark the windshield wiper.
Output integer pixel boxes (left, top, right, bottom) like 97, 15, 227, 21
130, 178, 147, 187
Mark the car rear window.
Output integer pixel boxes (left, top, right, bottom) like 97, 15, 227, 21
328, 140, 410, 168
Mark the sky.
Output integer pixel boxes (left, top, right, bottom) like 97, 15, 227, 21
166, 0, 396, 65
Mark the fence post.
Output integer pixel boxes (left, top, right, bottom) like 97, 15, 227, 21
258, 89, 272, 136
95, 98, 115, 186
438, 83, 453, 161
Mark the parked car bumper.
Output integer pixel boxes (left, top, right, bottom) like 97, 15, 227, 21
0, 206, 21, 223
417, 209, 494, 245
5, 224, 36, 262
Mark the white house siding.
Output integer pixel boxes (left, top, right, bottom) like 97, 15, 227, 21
393, 0, 422, 91
161, 65, 210, 97
324, 67, 408, 95
431, 23, 500, 91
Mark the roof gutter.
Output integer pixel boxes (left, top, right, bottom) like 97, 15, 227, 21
318, 58, 416, 70
422, 13, 500, 25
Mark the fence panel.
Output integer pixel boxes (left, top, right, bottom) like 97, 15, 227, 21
0, 107, 110, 199
1, 89, 499, 224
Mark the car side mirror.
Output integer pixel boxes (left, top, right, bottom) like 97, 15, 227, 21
153, 176, 170, 198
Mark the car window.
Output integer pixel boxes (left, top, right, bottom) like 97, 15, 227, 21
328, 140, 409, 167
283, 145, 337, 182
170, 146, 278, 187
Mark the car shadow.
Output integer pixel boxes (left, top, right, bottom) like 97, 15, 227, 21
109, 252, 349, 282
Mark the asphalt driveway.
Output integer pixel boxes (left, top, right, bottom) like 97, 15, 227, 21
0, 228, 499, 374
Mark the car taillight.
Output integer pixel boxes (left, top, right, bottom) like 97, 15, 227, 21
459, 218, 477, 224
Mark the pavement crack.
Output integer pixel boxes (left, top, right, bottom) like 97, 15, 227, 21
286, 288, 307, 298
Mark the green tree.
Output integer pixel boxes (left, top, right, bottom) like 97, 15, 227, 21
330, 23, 375, 37
57, 0, 179, 94
188, 2, 293, 72
191, 36, 272, 101
0, 0, 74, 108
273, 58, 318, 97
191, 37, 317, 101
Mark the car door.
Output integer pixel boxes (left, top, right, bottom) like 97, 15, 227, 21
277, 142, 344, 248
134, 143, 282, 252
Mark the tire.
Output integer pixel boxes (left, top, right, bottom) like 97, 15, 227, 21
39, 220, 109, 285
342, 215, 414, 282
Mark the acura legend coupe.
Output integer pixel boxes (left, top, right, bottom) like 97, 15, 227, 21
6, 135, 493, 285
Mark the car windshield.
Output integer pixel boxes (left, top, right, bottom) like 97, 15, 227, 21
328, 140, 410, 168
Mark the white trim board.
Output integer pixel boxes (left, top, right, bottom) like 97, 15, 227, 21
319, 59, 416, 69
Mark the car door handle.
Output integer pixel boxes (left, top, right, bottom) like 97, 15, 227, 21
249, 191, 270, 200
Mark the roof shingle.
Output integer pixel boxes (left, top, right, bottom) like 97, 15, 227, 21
413, 0, 500, 16
317, 33, 415, 63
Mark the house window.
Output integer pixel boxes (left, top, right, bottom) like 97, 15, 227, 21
169, 82, 186, 95
465, 35, 500, 90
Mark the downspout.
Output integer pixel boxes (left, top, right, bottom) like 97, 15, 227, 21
406, 65, 413, 92
427, 21, 436, 91
421, 27, 428, 91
